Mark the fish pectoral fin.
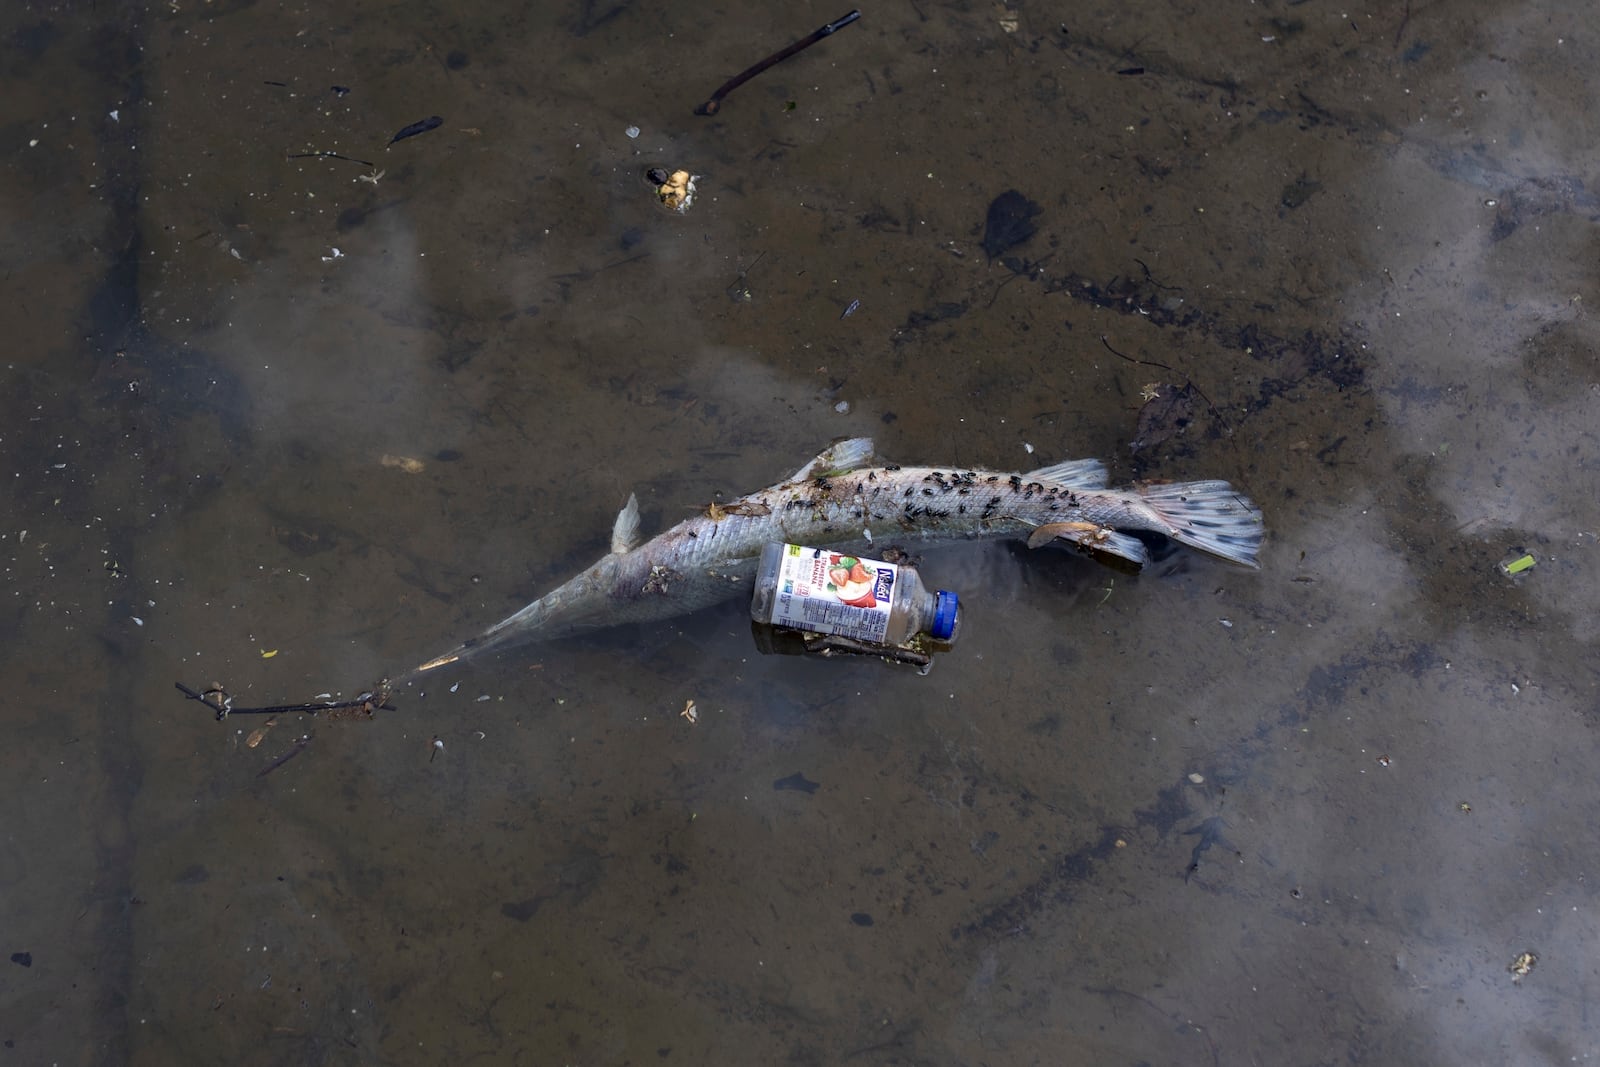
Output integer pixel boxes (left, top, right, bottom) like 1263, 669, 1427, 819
1027, 521, 1149, 565
787, 437, 876, 482
611, 492, 641, 554
1025, 521, 1103, 549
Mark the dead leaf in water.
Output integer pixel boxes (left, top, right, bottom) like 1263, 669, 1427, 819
1129, 382, 1197, 453
381, 454, 425, 474
245, 717, 278, 749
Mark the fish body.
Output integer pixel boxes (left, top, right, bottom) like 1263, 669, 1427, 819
411, 438, 1262, 673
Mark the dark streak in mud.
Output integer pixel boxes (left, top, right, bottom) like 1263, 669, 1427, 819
1182, 816, 1239, 882
955, 825, 1124, 940
893, 300, 970, 344
77, 12, 151, 1060
956, 637, 1441, 941
1044, 267, 1368, 404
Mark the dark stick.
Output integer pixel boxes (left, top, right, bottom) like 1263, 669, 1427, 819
258, 735, 313, 777
802, 631, 932, 668
175, 681, 395, 721
285, 150, 377, 166
695, 10, 861, 116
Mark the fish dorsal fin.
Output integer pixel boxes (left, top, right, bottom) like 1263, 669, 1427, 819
789, 437, 876, 482
1024, 457, 1108, 490
610, 493, 641, 554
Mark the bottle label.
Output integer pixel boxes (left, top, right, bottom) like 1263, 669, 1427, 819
768, 544, 897, 643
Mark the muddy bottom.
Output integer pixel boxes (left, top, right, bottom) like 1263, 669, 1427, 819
2, 2, 1596, 1064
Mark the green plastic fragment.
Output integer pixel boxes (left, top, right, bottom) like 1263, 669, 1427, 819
1502, 554, 1536, 575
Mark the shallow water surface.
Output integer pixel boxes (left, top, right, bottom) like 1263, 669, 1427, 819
2, 3, 1597, 1063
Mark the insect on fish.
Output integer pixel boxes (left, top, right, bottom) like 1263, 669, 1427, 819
410, 437, 1263, 673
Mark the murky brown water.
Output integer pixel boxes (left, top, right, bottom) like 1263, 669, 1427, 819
4, 3, 1597, 1064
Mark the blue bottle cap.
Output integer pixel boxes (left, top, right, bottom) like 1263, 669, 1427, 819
931, 590, 959, 641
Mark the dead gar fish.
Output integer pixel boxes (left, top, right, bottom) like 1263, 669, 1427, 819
411, 437, 1262, 672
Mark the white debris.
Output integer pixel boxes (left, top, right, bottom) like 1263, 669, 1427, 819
625, 125, 640, 139
834, 400, 850, 414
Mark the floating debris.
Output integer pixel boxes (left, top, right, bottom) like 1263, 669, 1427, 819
388, 115, 442, 146
647, 168, 698, 213
245, 717, 278, 749
381, 454, 426, 474
1498, 551, 1536, 577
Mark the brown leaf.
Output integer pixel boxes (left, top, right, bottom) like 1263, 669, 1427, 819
1130, 382, 1197, 453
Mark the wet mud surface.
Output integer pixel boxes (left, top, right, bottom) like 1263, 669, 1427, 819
2, 2, 1597, 1064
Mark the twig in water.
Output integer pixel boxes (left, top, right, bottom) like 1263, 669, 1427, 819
175, 681, 395, 722
258, 735, 313, 778
285, 150, 377, 167
695, 11, 861, 116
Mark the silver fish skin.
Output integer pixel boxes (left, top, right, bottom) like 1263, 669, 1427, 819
411, 437, 1262, 673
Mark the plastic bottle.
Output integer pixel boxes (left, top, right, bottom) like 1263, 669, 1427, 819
749, 542, 960, 649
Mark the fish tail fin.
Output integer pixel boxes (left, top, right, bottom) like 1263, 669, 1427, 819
1136, 480, 1264, 568
411, 598, 547, 675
